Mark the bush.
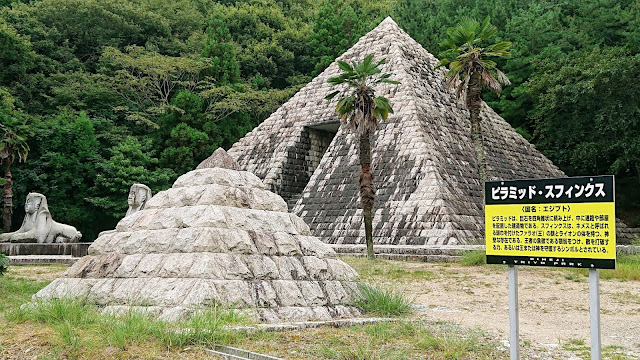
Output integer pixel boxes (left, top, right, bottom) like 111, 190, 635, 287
355, 283, 412, 317
0, 253, 8, 276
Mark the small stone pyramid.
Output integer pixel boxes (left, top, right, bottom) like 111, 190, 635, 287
34, 149, 362, 323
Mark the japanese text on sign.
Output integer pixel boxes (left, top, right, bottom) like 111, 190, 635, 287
485, 176, 616, 269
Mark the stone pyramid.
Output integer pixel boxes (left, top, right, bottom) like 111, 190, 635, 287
228, 17, 565, 246
34, 149, 362, 323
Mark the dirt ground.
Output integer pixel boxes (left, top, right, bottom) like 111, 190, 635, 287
5, 263, 639, 359
387, 262, 640, 359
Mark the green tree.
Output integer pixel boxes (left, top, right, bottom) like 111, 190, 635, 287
0, 109, 29, 232
528, 47, 640, 222
310, 3, 347, 75
0, 252, 7, 275
202, 6, 240, 85
88, 136, 174, 220
10, 112, 106, 239
0, 20, 34, 87
225, 0, 313, 88
100, 45, 210, 128
325, 55, 398, 259
436, 17, 511, 184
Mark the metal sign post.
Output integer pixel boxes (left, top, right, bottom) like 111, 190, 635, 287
508, 265, 520, 360
484, 176, 616, 360
590, 268, 601, 360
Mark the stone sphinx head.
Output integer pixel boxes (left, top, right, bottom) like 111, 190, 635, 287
25, 192, 48, 216
126, 184, 152, 216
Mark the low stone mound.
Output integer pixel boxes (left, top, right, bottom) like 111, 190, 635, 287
34, 150, 362, 323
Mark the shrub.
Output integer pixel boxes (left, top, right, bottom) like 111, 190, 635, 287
0, 253, 8, 276
355, 283, 412, 317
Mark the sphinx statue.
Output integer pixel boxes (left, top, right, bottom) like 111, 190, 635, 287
0, 193, 82, 243
125, 183, 152, 217
97, 184, 152, 238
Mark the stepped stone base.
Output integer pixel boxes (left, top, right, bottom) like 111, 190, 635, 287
34, 155, 363, 324
9, 255, 79, 265
332, 244, 484, 262
617, 225, 640, 245
333, 244, 640, 262
0, 243, 91, 257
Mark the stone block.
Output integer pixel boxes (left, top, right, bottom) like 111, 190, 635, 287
302, 256, 330, 280
244, 255, 279, 280
271, 281, 307, 307
133, 254, 165, 277
215, 280, 254, 307
182, 279, 220, 307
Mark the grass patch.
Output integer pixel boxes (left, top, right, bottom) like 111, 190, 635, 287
9, 297, 99, 326
563, 253, 640, 281
239, 321, 507, 360
165, 304, 248, 347
563, 273, 584, 282
341, 257, 437, 282
459, 250, 486, 266
0, 274, 51, 313
601, 254, 640, 281
8, 297, 247, 351
417, 326, 484, 359
355, 283, 412, 317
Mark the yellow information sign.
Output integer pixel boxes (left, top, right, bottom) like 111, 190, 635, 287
485, 176, 616, 269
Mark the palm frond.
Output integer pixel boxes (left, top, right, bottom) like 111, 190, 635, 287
438, 16, 512, 99
479, 59, 497, 69
326, 56, 398, 134
435, 58, 450, 70
496, 69, 511, 86
325, 90, 340, 100
477, 16, 497, 40
487, 41, 512, 52
337, 60, 353, 73
481, 69, 502, 95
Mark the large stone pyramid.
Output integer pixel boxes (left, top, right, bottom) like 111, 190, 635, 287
34, 149, 362, 323
228, 17, 564, 246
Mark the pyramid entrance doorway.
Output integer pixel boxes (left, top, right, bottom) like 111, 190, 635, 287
280, 122, 338, 209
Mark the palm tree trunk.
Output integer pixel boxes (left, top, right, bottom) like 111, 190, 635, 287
2, 159, 13, 233
467, 70, 488, 186
359, 131, 375, 260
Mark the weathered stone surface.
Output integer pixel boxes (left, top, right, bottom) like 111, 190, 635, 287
63, 253, 124, 278
227, 17, 576, 246
197, 147, 241, 170
35, 149, 361, 323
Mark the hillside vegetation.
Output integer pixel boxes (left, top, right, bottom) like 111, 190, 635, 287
1, 0, 638, 239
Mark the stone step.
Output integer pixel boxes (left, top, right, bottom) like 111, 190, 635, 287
0, 242, 91, 257
337, 252, 460, 263
206, 346, 283, 360
331, 244, 483, 257
9, 255, 79, 265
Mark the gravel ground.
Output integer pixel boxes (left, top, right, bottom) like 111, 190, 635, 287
5, 262, 639, 359
396, 262, 640, 359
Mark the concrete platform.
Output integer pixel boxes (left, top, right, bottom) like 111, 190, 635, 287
332, 244, 640, 262
331, 244, 484, 262
8, 255, 80, 265
0, 242, 91, 257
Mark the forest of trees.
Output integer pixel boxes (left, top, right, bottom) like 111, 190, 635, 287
0, 0, 638, 240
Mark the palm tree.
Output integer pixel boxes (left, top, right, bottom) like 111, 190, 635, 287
325, 55, 398, 259
0, 122, 29, 232
436, 17, 511, 185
